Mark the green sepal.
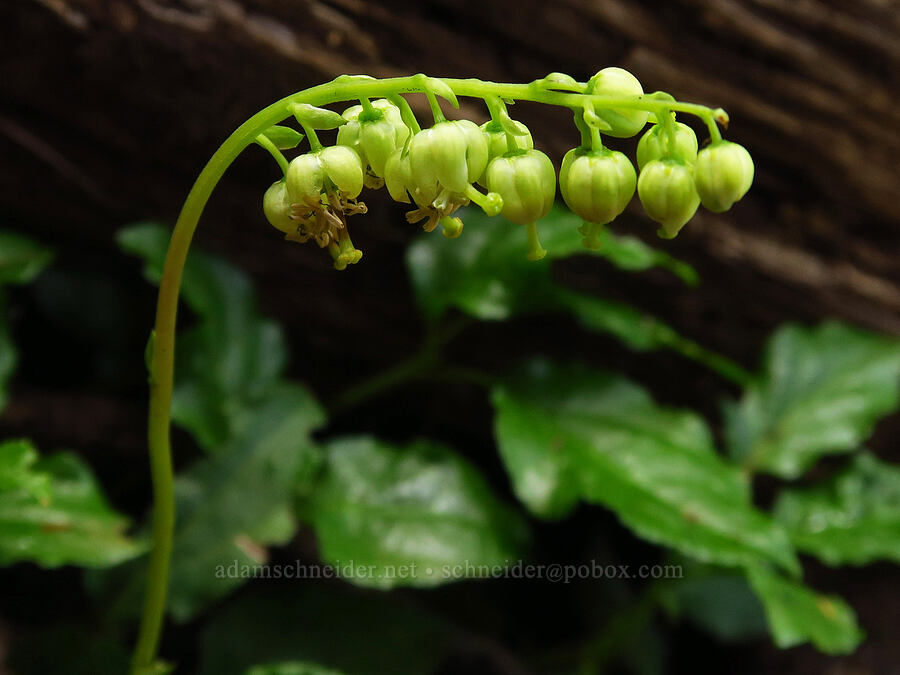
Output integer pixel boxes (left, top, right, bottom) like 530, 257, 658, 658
531, 72, 585, 93
256, 125, 305, 150
416, 74, 459, 109
291, 103, 348, 130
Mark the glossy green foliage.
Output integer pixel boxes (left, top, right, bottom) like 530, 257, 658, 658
775, 452, 900, 565
661, 566, 768, 642
168, 384, 324, 620
0, 439, 141, 567
119, 223, 289, 451
726, 322, 900, 477
114, 212, 900, 664
307, 436, 528, 588
407, 205, 697, 354
746, 566, 864, 655
120, 225, 326, 618
492, 361, 798, 573
0, 230, 53, 411
0, 230, 54, 286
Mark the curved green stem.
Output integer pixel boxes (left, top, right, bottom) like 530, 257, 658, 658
525, 221, 547, 261
131, 73, 728, 673
255, 134, 290, 176
358, 95, 376, 116
424, 89, 446, 123
297, 121, 322, 151
655, 329, 753, 387
388, 94, 421, 134
572, 107, 592, 149
329, 313, 472, 415
658, 107, 677, 157
589, 125, 604, 153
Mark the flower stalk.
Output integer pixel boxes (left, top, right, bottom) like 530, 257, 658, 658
130, 72, 741, 673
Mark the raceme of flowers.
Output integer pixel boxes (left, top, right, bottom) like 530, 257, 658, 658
260, 69, 754, 269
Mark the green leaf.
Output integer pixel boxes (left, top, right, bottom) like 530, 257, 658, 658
774, 452, 900, 565
200, 585, 450, 675
0, 230, 54, 286
420, 76, 459, 109
246, 663, 345, 675
406, 204, 696, 323
0, 440, 142, 567
406, 206, 707, 358
0, 439, 51, 500
0, 296, 14, 412
726, 322, 900, 478
492, 361, 799, 574
118, 223, 288, 451
0, 231, 52, 412
307, 435, 528, 588
291, 103, 348, 130
746, 565, 864, 654
258, 125, 305, 150
167, 383, 325, 620
660, 561, 767, 642
555, 289, 686, 352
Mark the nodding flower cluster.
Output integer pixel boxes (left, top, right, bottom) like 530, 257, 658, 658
261, 69, 754, 269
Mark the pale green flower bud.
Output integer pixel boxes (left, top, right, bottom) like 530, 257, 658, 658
637, 159, 701, 238
262, 180, 295, 234
559, 148, 636, 225
336, 99, 410, 177
480, 120, 533, 162
693, 141, 754, 212
286, 145, 364, 201
485, 149, 556, 226
408, 119, 489, 194
636, 121, 698, 169
383, 147, 439, 207
384, 148, 412, 203
586, 67, 649, 139
477, 120, 533, 188
458, 119, 490, 183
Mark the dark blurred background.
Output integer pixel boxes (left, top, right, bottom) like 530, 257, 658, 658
1, 1, 899, 673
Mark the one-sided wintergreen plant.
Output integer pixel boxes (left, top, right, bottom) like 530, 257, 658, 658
134, 69, 754, 673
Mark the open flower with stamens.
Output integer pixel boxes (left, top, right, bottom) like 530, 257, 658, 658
267, 145, 368, 270
384, 146, 469, 237
385, 120, 503, 238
